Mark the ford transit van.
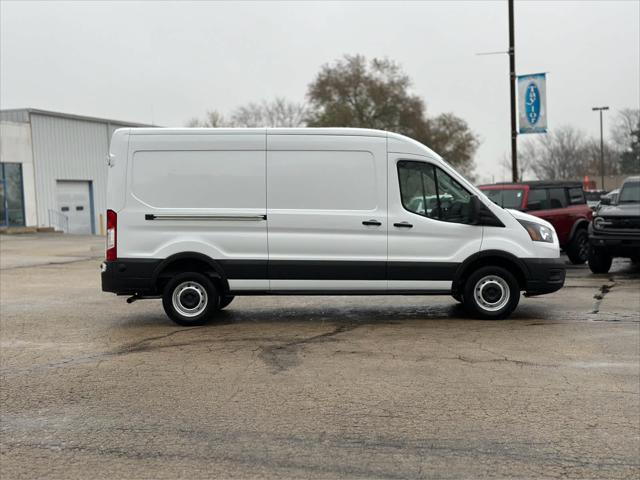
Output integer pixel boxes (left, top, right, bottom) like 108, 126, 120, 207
101, 128, 565, 325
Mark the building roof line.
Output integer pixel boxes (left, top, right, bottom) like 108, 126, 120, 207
0, 108, 157, 128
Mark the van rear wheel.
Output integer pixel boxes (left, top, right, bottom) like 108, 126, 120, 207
162, 272, 218, 326
462, 266, 520, 319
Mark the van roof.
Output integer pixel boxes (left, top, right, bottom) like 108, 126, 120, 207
126, 127, 386, 137
123, 127, 441, 159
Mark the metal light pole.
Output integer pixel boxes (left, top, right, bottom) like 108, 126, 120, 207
592, 106, 609, 190
508, 0, 518, 182
477, 0, 518, 181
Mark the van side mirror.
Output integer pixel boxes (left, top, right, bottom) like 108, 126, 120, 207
470, 195, 482, 223
600, 197, 611, 206
470, 195, 504, 227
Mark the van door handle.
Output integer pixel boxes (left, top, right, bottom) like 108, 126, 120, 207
362, 220, 382, 226
394, 222, 413, 229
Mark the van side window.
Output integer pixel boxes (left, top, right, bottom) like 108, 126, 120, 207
434, 168, 472, 224
397, 161, 474, 224
568, 187, 585, 205
526, 188, 548, 210
397, 161, 438, 218
548, 188, 567, 209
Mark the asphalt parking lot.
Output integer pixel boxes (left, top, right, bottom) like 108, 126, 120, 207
1, 233, 639, 479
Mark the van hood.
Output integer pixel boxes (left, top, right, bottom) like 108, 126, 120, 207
505, 208, 554, 229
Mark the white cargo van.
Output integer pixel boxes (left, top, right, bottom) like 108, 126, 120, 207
102, 128, 565, 325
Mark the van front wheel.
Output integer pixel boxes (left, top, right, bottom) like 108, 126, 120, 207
162, 272, 218, 326
462, 266, 520, 319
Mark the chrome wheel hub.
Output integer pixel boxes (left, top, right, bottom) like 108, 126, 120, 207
474, 275, 510, 312
172, 281, 208, 317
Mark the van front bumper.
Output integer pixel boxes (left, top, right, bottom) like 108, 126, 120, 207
101, 259, 160, 295
522, 257, 566, 296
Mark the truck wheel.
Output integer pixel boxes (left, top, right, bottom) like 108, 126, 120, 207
566, 228, 589, 264
218, 295, 235, 310
588, 248, 612, 274
162, 272, 218, 326
462, 266, 520, 319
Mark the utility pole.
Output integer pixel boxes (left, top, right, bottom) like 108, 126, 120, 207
592, 106, 609, 190
508, 0, 518, 182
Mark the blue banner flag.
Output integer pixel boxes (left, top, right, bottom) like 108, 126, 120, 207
518, 73, 547, 134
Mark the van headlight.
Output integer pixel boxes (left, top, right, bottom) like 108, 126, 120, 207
518, 220, 554, 243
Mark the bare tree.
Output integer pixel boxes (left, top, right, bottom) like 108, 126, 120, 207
610, 108, 640, 174
426, 113, 479, 179
232, 97, 308, 127
188, 98, 308, 128
610, 108, 640, 152
186, 110, 228, 127
521, 126, 590, 180
500, 150, 533, 181
582, 136, 620, 176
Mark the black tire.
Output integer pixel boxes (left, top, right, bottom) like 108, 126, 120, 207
218, 295, 235, 310
462, 266, 520, 320
162, 272, 218, 326
452, 292, 463, 303
566, 228, 589, 265
588, 247, 612, 274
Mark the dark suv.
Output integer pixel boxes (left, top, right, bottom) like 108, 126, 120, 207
479, 181, 593, 264
588, 176, 640, 273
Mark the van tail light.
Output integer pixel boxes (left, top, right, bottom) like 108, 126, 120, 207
106, 209, 117, 261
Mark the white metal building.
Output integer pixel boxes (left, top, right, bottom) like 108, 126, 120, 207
0, 108, 152, 234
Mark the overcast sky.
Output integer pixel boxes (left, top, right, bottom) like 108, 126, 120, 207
1, 0, 638, 182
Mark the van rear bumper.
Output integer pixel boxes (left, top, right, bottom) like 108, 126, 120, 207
521, 257, 566, 296
101, 259, 159, 295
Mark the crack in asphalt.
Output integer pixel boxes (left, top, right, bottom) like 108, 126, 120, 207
0, 323, 366, 377
115, 327, 207, 354
0, 327, 210, 376
591, 277, 616, 314
5, 433, 639, 477
455, 355, 556, 368
0, 256, 101, 271
258, 323, 361, 373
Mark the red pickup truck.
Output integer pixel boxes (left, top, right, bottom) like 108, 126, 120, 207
479, 181, 593, 264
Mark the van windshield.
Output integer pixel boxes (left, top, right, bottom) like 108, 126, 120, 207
483, 189, 524, 209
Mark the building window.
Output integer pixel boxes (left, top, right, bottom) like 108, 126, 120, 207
0, 163, 26, 227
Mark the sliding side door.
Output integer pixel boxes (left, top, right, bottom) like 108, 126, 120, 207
266, 134, 388, 291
